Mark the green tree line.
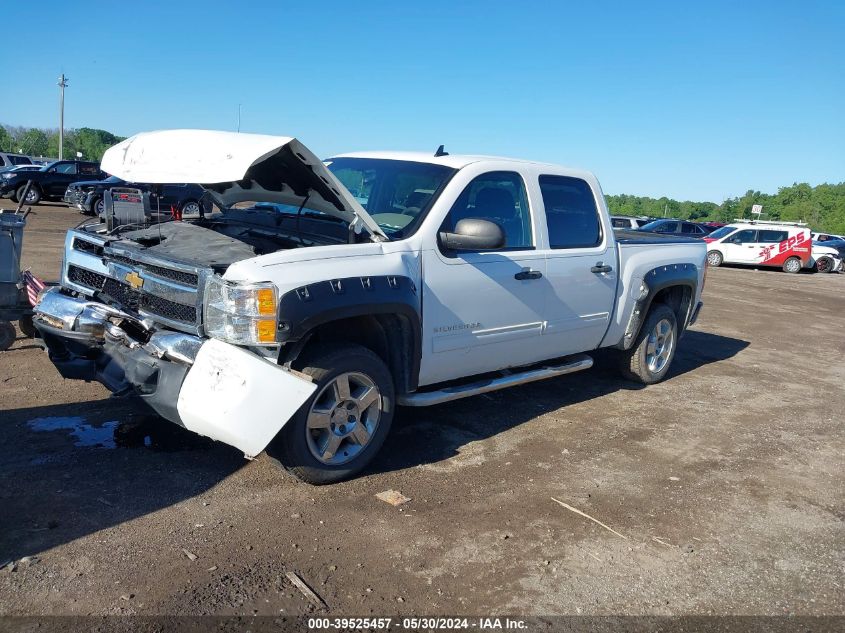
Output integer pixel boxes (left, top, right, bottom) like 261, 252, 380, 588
0, 124, 124, 163
2, 123, 844, 233
606, 182, 845, 234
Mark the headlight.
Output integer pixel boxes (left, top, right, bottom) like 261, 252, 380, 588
1, 173, 14, 179
204, 275, 278, 346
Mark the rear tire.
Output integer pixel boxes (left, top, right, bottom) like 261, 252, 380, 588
18, 314, 37, 338
706, 250, 723, 267
91, 197, 105, 217
618, 303, 678, 385
783, 257, 802, 273
265, 343, 395, 485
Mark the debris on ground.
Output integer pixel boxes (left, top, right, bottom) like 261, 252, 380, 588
285, 571, 327, 609
181, 549, 198, 561
550, 497, 628, 540
376, 490, 411, 506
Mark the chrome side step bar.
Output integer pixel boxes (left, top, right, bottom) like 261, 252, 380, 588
397, 354, 594, 407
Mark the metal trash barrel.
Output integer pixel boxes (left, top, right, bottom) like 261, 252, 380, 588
0, 212, 26, 307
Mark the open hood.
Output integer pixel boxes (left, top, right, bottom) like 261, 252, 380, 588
101, 129, 387, 240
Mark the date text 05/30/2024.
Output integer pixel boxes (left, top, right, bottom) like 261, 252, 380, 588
308, 617, 528, 630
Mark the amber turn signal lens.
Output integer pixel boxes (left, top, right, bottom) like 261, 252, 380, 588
256, 288, 276, 316
255, 318, 276, 343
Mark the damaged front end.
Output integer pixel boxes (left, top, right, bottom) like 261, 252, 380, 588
33, 287, 316, 457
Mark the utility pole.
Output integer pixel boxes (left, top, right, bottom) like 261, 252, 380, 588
237, 103, 242, 133
58, 74, 68, 159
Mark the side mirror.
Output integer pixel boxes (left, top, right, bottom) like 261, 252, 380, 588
440, 218, 505, 251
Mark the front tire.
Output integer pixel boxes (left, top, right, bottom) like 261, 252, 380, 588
814, 256, 833, 274
266, 343, 395, 485
706, 250, 723, 267
16, 185, 40, 205
0, 321, 16, 351
783, 257, 802, 273
618, 303, 678, 384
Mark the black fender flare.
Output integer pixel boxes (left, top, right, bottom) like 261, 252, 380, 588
620, 263, 699, 350
276, 275, 422, 391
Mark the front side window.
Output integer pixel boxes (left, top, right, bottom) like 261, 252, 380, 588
442, 171, 532, 249
732, 229, 757, 243
758, 230, 788, 243
52, 162, 76, 174
328, 158, 456, 239
644, 220, 678, 233
539, 175, 601, 248
709, 225, 738, 240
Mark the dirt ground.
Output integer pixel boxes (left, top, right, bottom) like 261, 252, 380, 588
0, 199, 842, 618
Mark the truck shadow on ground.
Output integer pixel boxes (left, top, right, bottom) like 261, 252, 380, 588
0, 396, 244, 565
373, 330, 749, 475
0, 331, 746, 565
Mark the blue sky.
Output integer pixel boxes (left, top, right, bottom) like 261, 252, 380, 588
2, 0, 843, 201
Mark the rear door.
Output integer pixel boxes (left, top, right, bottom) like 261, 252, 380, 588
540, 174, 617, 355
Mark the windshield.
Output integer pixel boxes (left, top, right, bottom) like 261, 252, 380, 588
708, 225, 738, 240
327, 157, 457, 238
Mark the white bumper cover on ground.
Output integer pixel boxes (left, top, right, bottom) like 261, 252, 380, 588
177, 339, 317, 457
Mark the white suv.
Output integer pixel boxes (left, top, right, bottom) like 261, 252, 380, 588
704, 221, 810, 273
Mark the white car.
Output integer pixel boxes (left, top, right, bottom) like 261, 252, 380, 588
33, 130, 707, 484
704, 221, 811, 273
611, 215, 651, 230
809, 242, 843, 273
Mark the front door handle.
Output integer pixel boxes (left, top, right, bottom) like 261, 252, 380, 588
514, 269, 543, 281
591, 262, 613, 274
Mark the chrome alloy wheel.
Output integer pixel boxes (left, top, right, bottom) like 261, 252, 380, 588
24, 189, 38, 203
785, 258, 802, 273
305, 371, 381, 466
645, 318, 674, 374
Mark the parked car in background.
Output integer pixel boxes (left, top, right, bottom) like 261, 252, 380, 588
811, 231, 845, 242
0, 152, 34, 172
809, 241, 843, 273
702, 221, 726, 229
0, 160, 104, 204
611, 215, 650, 229
638, 219, 713, 237
704, 221, 811, 273
64, 176, 207, 216
33, 129, 707, 484
0, 164, 41, 174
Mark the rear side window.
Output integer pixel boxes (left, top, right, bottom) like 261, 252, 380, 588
539, 175, 601, 248
10, 155, 32, 165
759, 230, 788, 243
612, 218, 631, 228
79, 164, 99, 176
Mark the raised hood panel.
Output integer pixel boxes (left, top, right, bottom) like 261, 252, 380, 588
101, 130, 387, 240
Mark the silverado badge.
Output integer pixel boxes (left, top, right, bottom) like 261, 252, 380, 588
124, 271, 144, 290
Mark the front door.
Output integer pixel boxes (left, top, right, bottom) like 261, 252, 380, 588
419, 170, 548, 386
723, 229, 759, 263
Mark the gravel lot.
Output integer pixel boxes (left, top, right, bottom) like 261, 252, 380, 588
0, 200, 842, 617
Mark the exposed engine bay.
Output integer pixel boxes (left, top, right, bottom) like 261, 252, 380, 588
99, 204, 349, 273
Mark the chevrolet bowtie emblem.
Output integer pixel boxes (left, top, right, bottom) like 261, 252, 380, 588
124, 271, 144, 290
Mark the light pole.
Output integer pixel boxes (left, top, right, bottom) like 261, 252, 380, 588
58, 74, 68, 159
237, 103, 242, 133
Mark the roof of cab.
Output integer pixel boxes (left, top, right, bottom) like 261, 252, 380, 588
329, 150, 595, 177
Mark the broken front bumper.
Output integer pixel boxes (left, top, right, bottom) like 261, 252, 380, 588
33, 288, 316, 456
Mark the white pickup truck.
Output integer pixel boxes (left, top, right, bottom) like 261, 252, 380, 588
33, 130, 706, 484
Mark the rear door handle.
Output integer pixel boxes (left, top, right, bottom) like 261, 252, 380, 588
591, 262, 613, 274
514, 269, 543, 280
